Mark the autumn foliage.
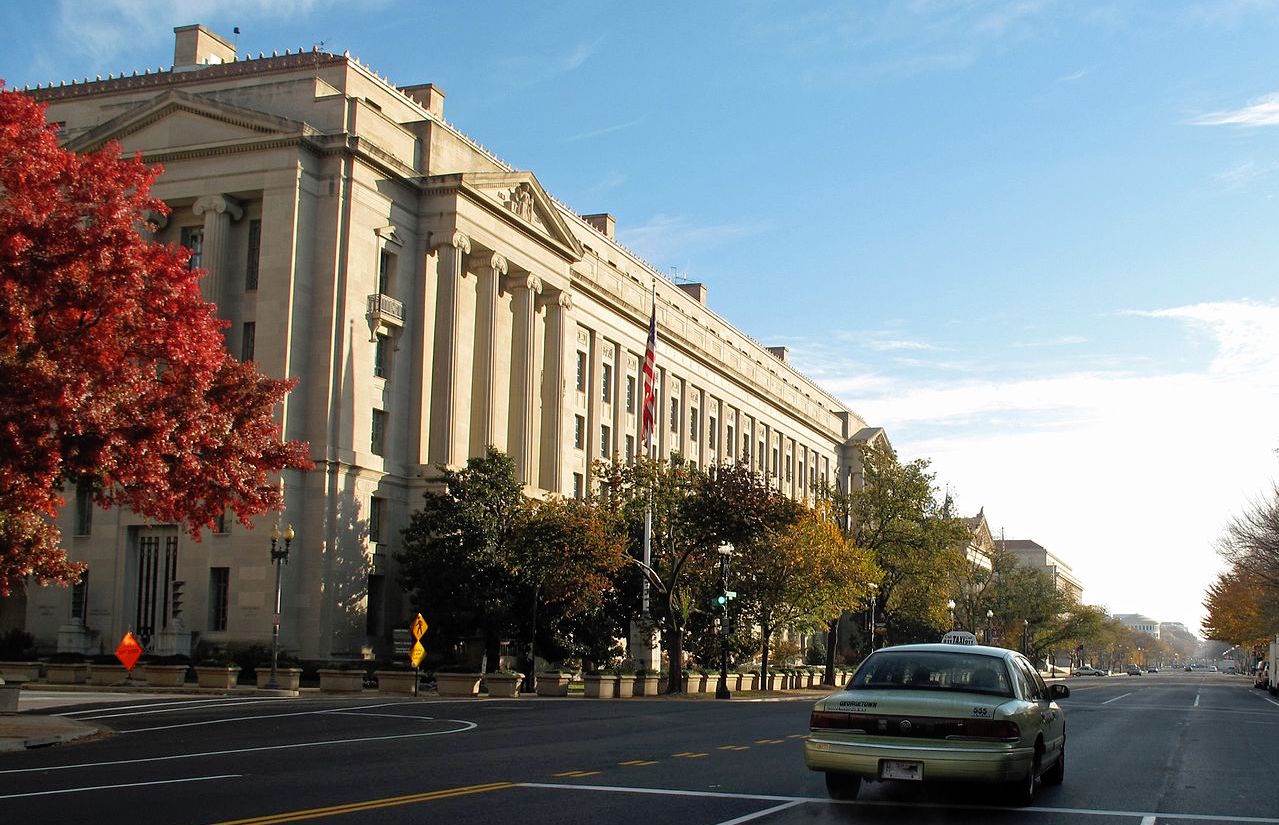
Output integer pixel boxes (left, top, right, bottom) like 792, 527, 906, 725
0, 89, 312, 596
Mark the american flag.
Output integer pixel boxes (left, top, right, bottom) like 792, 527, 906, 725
640, 289, 658, 449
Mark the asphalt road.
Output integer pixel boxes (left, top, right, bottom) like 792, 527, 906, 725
1, 671, 1276, 824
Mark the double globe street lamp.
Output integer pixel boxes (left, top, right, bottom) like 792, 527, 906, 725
265, 523, 295, 690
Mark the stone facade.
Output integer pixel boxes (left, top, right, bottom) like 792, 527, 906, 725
13, 25, 882, 660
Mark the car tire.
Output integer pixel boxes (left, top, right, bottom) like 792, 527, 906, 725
1043, 743, 1065, 786
1007, 751, 1039, 805
824, 771, 861, 800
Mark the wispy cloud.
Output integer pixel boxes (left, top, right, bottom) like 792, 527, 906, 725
584, 172, 627, 195
562, 119, 644, 143
1057, 68, 1088, 82
1191, 92, 1279, 127
617, 213, 761, 263
560, 37, 605, 71
1014, 335, 1089, 347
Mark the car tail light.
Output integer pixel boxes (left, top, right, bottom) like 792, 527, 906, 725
943, 719, 1020, 741
810, 710, 851, 729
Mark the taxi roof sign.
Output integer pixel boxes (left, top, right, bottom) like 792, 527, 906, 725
941, 630, 979, 646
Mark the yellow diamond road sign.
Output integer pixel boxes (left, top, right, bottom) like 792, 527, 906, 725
411, 614, 428, 640
410, 641, 426, 668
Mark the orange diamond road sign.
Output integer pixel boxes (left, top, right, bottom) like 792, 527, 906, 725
411, 614, 428, 640
116, 632, 143, 671
410, 641, 426, 668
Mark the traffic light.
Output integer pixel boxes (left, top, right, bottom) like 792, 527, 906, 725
170, 579, 185, 619
715, 594, 727, 607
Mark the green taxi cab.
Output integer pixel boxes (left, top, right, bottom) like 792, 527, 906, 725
805, 641, 1068, 803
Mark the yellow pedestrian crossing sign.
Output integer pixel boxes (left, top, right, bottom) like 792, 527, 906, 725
411, 614, 428, 640
410, 641, 426, 668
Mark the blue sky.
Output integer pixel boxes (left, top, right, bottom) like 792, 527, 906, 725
6, 1, 1278, 633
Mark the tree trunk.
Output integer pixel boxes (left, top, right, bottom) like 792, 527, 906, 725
760, 617, 772, 689
664, 597, 684, 695
484, 629, 500, 674
823, 618, 838, 685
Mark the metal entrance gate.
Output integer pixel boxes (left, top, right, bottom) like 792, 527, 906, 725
136, 533, 178, 647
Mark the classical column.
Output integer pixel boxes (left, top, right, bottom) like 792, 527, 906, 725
192, 194, 244, 309
507, 273, 543, 487
429, 231, 470, 468
470, 252, 507, 456
540, 289, 573, 493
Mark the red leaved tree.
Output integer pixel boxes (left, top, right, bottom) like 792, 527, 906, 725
0, 88, 313, 596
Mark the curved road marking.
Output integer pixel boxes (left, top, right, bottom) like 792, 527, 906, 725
0, 719, 478, 776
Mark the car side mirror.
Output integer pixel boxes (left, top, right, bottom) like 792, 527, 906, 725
1049, 684, 1070, 700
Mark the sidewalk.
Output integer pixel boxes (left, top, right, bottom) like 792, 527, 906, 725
0, 712, 104, 752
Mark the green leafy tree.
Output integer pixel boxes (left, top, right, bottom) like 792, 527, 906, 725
397, 448, 529, 671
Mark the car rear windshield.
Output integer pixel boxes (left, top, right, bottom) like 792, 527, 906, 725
847, 650, 1014, 698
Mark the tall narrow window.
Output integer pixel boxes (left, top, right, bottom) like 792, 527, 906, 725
245, 219, 261, 290
209, 568, 229, 632
727, 425, 735, 457
772, 446, 780, 475
670, 397, 679, 433
180, 226, 204, 270
574, 415, 585, 450
214, 509, 228, 534
374, 334, 389, 378
601, 424, 611, 456
626, 434, 635, 463
369, 496, 386, 544
626, 376, 636, 413
241, 322, 256, 362
378, 249, 395, 295
70, 570, 88, 621
371, 409, 387, 456
572, 473, 584, 500
74, 479, 93, 536
601, 363, 613, 404
689, 409, 699, 441
709, 417, 717, 450
575, 351, 587, 392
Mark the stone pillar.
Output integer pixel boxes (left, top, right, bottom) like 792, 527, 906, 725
507, 273, 543, 487
430, 231, 470, 468
470, 252, 507, 456
193, 194, 243, 309
540, 289, 573, 494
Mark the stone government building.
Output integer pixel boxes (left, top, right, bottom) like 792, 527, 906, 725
3, 25, 892, 661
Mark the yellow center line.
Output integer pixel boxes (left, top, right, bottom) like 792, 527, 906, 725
207, 781, 513, 825
673, 752, 708, 758
787, 734, 806, 739
553, 770, 595, 777
755, 738, 784, 744
619, 760, 657, 766
718, 745, 750, 751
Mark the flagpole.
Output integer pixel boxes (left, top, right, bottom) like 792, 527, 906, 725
642, 280, 655, 619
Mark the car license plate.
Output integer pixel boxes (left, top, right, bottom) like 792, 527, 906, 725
881, 760, 923, 781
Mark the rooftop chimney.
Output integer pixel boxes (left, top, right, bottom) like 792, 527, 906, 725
583, 213, 615, 239
402, 84, 446, 119
173, 25, 236, 72
766, 346, 789, 364
677, 282, 708, 305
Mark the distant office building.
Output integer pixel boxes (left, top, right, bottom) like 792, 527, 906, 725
7, 25, 888, 660
962, 508, 997, 571
1001, 539, 1084, 603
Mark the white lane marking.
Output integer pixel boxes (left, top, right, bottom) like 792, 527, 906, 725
0, 719, 477, 776
69, 698, 288, 719
119, 699, 424, 733
714, 801, 804, 824
1194, 692, 1200, 708
1267, 697, 1279, 708
1102, 692, 1132, 705
0, 774, 239, 800
519, 782, 1279, 823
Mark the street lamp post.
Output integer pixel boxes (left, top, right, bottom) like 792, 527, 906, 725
868, 582, 879, 653
266, 523, 295, 690
947, 599, 957, 630
985, 609, 994, 645
1022, 619, 1029, 656
716, 543, 733, 700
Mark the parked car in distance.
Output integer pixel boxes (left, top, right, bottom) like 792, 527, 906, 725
1072, 666, 1106, 676
806, 643, 1068, 805
1125, 665, 1143, 676
1255, 662, 1269, 689
1146, 667, 1158, 673
1209, 665, 1218, 672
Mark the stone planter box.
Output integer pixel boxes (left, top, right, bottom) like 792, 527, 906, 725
375, 670, 419, 695
256, 667, 303, 691
317, 669, 365, 693
0, 662, 41, 682
434, 672, 482, 697
194, 666, 241, 689
0, 684, 19, 712
535, 672, 573, 697
582, 674, 617, 698
634, 674, 659, 696
87, 663, 131, 686
483, 673, 522, 698
612, 674, 636, 698
763, 672, 783, 691
45, 663, 88, 684
682, 672, 705, 693
145, 664, 190, 687
738, 673, 759, 691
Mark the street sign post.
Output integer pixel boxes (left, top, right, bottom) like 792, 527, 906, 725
115, 632, 143, 671
410, 614, 428, 696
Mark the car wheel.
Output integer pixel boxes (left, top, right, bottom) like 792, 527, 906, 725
1044, 742, 1065, 786
1007, 750, 1039, 805
824, 771, 861, 800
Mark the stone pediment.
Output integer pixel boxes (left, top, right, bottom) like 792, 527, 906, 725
463, 171, 584, 262
66, 90, 311, 155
